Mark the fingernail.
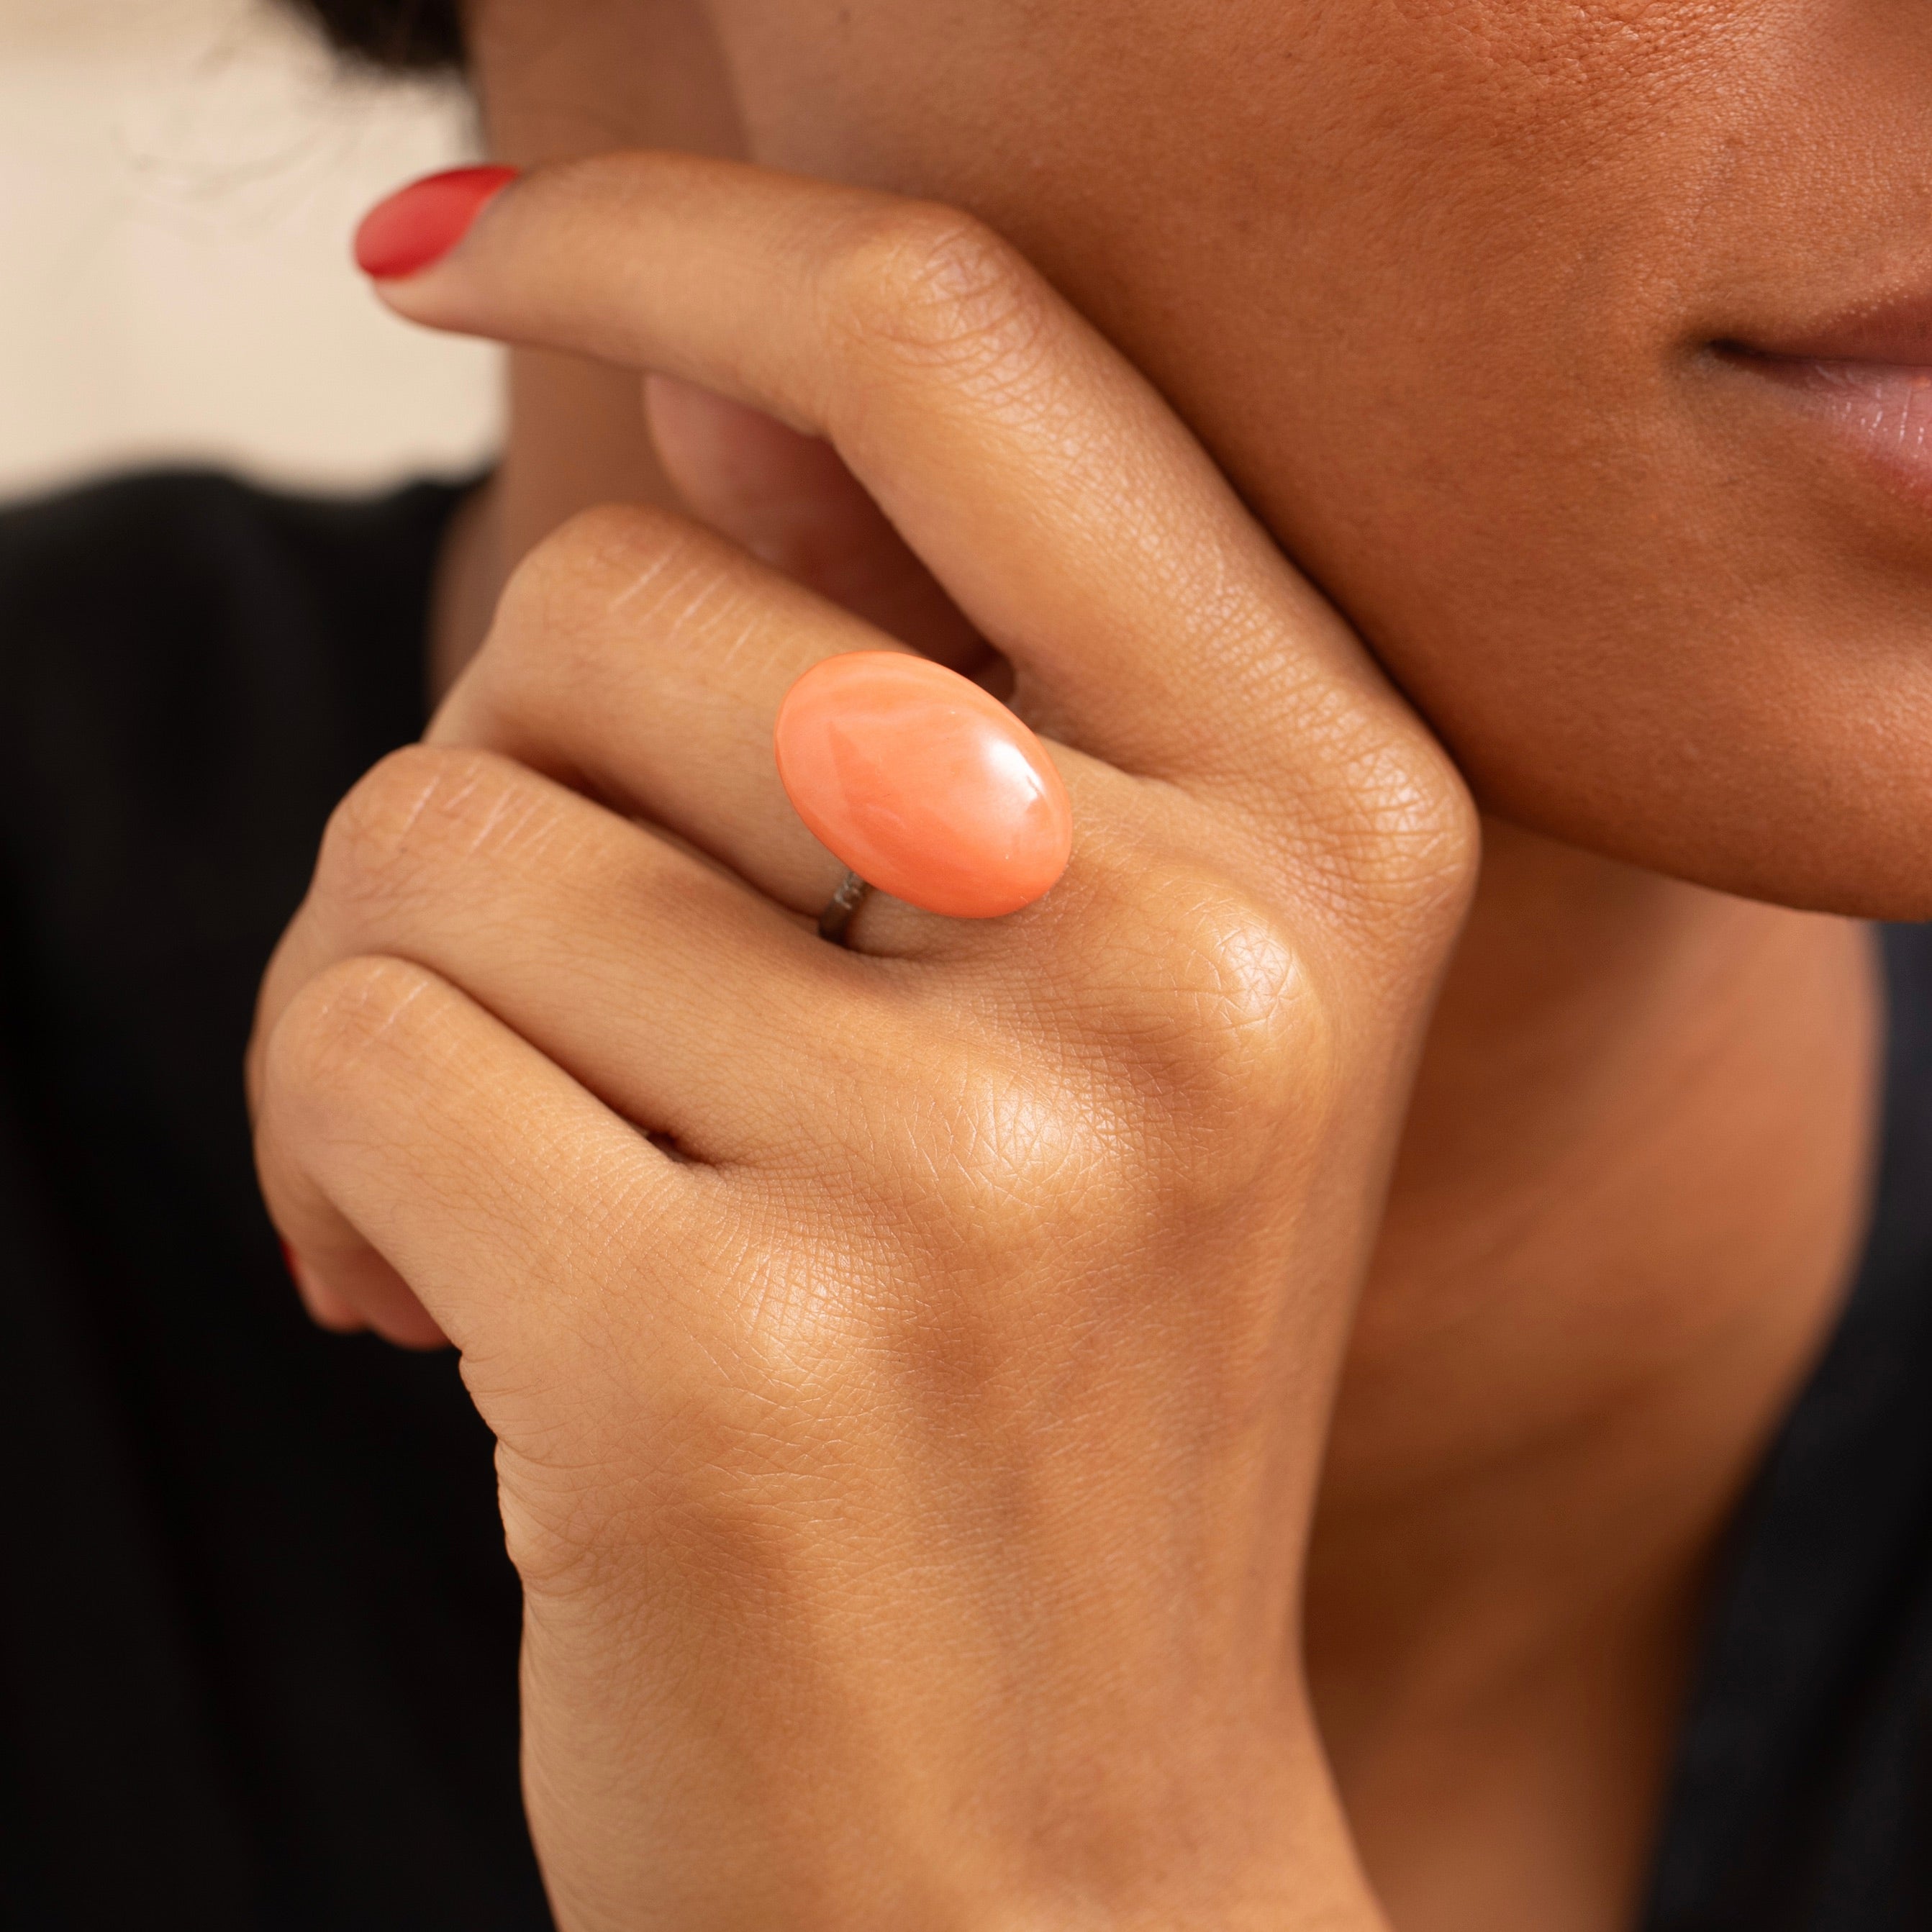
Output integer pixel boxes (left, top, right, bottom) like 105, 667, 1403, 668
277, 1236, 309, 1291
353, 165, 520, 280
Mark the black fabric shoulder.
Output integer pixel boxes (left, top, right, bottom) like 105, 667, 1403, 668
0, 468, 441, 958
0, 467, 448, 1258
6, 471, 1930, 1928
1642, 923, 1932, 1931
0, 471, 552, 1930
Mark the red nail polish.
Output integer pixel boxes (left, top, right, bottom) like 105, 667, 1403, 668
353, 165, 519, 280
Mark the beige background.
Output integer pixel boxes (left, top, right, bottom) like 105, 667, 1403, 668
0, 0, 499, 502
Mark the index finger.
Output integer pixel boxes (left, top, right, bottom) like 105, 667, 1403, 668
368, 152, 1400, 809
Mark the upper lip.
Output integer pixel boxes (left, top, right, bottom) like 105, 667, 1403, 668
1725, 285, 1932, 366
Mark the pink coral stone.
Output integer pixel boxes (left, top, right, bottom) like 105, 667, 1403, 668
774, 652, 1073, 920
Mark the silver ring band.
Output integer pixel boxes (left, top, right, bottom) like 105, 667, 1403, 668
817, 869, 873, 945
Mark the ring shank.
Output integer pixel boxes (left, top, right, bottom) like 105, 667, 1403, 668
817, 869, 872, 945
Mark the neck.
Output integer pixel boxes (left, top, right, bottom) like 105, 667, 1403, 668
1310, 819, 1879, 1924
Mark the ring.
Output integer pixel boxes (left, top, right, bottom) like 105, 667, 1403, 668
817, 869, 873, 946
773, 651, 1073, 921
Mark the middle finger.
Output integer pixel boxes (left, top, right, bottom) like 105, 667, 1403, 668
430, 499, 1128, 948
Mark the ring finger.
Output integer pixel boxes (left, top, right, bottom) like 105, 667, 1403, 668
253, 738, 903, 1166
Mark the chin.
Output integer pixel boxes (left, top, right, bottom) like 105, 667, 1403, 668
1217, 368, 1932, 930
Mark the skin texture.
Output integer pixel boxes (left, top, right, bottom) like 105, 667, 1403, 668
258, 157, 1460, 1930
591, 0, 1932, 915
249, 1, 1903, 1926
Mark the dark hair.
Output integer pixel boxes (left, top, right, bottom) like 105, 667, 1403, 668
282, 0, 466, 71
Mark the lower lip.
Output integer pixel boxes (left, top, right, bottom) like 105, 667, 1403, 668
1721, 348, 1932, 502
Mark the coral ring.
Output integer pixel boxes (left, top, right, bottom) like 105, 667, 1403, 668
774, 651, 1074, 922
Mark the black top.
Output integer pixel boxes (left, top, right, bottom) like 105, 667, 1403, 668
0, 472, 1926, 1931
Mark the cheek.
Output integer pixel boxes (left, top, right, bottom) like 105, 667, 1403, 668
1141, 3, 1932, 918
717, 0, 1932, 917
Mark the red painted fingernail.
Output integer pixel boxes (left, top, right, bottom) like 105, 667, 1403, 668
353, 165, 520, 279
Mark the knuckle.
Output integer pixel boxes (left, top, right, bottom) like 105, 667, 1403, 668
491, 502, 706, 664
317, 743, 550, 915
817, 201, 1054, 381
494, 1454, 612, 1600
263, 953, 445, 1113
482, 502, 751, 716
1081, 863, 1336, 1134
1318, 722, 1481, 938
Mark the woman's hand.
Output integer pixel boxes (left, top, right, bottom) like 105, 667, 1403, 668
248, 154, 1473, 1931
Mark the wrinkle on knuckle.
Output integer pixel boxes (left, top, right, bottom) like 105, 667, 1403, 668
496, 1459, 610, 1600
263, 953, 447, 1117
817, 203, 1056, 391
484, 505, 786, 743
321, 744, 554, 915
1312, 722, 1480, 935
489, 501, 708, 679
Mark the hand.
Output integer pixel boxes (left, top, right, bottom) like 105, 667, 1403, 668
248, 153, 1473, 1931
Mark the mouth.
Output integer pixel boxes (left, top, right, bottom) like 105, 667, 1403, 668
1714, 290, 1932, 506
